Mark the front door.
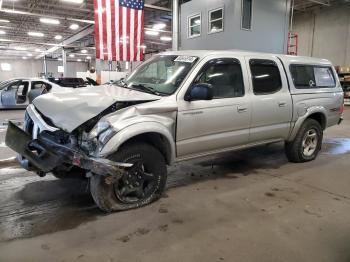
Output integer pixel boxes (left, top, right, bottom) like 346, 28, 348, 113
176, 57, 251, 158
245, 56, 293, 142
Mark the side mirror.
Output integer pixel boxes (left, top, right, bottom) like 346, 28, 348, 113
185, 83, 213, 101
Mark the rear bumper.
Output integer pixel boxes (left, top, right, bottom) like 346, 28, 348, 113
5, 121, 131, 177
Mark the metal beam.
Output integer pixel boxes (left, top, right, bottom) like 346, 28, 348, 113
172, 0, 179, 51
144, 4, 171, 12
35, 25, 95, 59
307, 0, 330, 6
0, 8, 95, 24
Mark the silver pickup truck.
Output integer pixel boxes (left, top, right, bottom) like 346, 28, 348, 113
6, 50, 344, 212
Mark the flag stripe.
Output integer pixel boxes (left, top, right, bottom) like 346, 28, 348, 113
93, 0, 100, 59
136, 10, 142, 61
119, 6, 123, 61
133, 10, 138, 61
110, 0, 116, 60
106, 0, 112, 61
101, 0, 108, 60
115, 0, 119, 60
122, 7, 127, 61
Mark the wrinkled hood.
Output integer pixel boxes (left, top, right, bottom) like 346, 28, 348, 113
33, 85, 160, 132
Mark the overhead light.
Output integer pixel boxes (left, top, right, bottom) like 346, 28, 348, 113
55, 35, 62, 40
58, 58, 63, 61
145, 30, 159, 36
81, 49, 87, 54
35, 48, 42, 52
40, 18, 60, 25
69, 54, 75, 57
69, 24, 79, 30
61, 0, 84, 3
139, 44, 146, 49
86, 56, 91, 59
27, 53, 33, 57
0, 31, 6, 35
0, 19, 10, 23
15, 47, 27, 51
1, 63, 12, 71
22, 57, 27, 60
160, 36, 172, 42
28, 31, 44, 37
153, 23, 166, 30
77, 59, 82, 62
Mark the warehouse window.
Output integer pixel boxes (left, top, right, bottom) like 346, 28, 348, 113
250, 59, 282, 95
188, 13, 201, 38
193, 58, 245, 98
208, 8, 224, 34
290, 65, 336, 88
242, 0, 253, 30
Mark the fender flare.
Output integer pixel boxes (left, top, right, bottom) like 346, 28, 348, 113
99, 121, 176, 164
288, 106, 327, 142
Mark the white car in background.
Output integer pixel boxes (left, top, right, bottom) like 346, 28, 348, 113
0, 78, 64, 109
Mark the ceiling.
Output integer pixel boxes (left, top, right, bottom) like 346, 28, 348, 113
293, 0, 350, 12
0, 0, 172, 61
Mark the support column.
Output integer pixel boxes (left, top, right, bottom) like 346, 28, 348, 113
172, 0, 179, 51
43, 55, 48, 78
62, 48, 67, 77
96, 59, 102, 84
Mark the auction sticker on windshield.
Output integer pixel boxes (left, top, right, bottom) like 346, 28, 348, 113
174, 56, 197, 63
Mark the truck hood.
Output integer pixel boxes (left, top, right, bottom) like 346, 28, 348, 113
33, 85, 160, 132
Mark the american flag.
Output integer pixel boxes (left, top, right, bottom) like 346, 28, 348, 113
94, 0, 145, 61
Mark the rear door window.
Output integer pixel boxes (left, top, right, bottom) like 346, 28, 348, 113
249, 59, 282, 95
290, 65, 335, 88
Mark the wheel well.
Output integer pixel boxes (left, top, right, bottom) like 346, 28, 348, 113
308, 113, 326, 129
119, 132, 173, 165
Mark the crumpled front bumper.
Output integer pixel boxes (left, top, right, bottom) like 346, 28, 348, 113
5, 121, 132, 178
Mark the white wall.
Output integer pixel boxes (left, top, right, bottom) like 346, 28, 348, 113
292, 4, 350, 66
0, 59, 88, 81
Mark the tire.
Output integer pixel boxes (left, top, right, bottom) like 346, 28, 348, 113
285, 119, 323, 163
90, 142, 167, 212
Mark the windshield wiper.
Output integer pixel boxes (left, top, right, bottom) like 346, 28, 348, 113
114, 78, 128, 87
130, 84, 163, 96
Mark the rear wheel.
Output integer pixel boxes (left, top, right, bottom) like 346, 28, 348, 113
285, 119, 323, 163
90, 142, 167, 212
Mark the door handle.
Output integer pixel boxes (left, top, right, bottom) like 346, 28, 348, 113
278, 101, 287, 107
237, 106, 248, 113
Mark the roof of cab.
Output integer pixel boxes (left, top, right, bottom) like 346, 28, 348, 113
160, 50, 332, 66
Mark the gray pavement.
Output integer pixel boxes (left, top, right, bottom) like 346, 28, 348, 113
0, 108, 349, 262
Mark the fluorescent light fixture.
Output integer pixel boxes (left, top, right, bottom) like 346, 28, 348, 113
125, 62, 129, 70
27, 53, 33, 57
81, 49, 87, 53
139, 44, 146, 49
22, 56, 27, 60
28, 31, 44, 37
145, 30, 159, 36
58, 66, 64, 73
1, 63, 12, 71
69, 24, 79, 30
15, 47, 27, 51
58, 58, 63, 61
0, 31, 6, 35
160, 36, 172, 41
153, 23, 166, 30
61, 0, 84, 3
77, 59, 82, 62
69, 54, 75, 57
35, 48, 42, 52
0, 19, 10, 23
40, 17, 60, 25
55, 35, 62, 40
86, 56, 91, 59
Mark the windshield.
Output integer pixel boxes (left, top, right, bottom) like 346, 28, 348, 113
119, 55, 198, 95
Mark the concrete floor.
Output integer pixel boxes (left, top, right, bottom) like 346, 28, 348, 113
0, 108, 349, 262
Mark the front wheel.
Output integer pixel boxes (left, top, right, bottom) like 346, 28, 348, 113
90, 142, 167, 212
285, 119, 323, 163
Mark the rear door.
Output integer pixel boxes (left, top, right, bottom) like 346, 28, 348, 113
245, 56, 293, 142
0, 80, 20, 108
176, 56, 251, 158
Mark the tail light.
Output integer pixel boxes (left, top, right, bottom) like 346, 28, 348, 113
340, 103, 344, 114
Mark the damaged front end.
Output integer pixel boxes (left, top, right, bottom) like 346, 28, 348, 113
5, 105, 132, 180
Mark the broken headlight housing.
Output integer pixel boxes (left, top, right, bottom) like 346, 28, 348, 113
89, 121, 117, 147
